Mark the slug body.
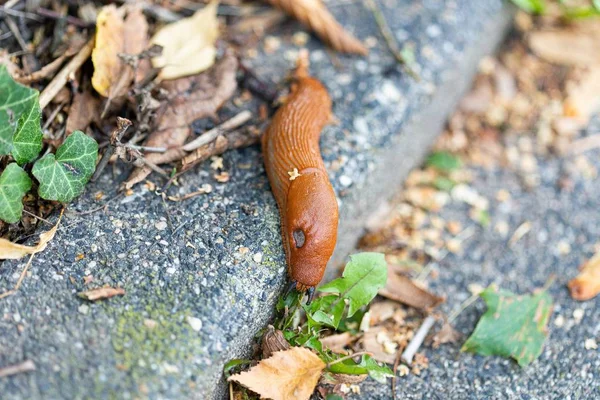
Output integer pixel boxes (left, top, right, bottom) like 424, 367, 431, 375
262, 75, 339, 290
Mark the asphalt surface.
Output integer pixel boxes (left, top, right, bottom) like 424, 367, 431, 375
360, 118, 600, 399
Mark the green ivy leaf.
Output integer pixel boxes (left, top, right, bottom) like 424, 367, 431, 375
426, 151, 462, 172
0, 65, 43, 164
0, 163, 32, 223
319, 252, 387, 317
462, 285, 553, 367
33, 131, 98, 202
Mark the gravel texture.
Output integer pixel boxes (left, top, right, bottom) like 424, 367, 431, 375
359, 119, 600, 399
0, 1, 511, 398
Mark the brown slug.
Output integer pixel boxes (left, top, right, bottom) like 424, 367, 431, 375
262, 57, 339, 295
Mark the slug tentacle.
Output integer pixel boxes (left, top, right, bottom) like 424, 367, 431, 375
262, 62, 339, 291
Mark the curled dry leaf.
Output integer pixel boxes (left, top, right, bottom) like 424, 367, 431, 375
430, 322, 462, 349
91, 5, 148, 101
228, 346, 325, 400
125, 52, 238, 188
379, 271, 444, 311
150, 0, 220, 80
528, 30, 600, 66
568, 251, 600, 301
262, 325, 291, 358
0, 212, 62, 259
264, 0, 367, 55
78, 286, 125, 301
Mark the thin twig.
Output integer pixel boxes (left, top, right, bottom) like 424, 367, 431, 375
570, 133, 600, 155
401, 315, 435, 364
0, 6, 42, 21
2, 0, 21, 10
0, 360, 36, 378
36, 8, 93, 28
363, 0, 420, 80
0, 253, 35, 300
326, 351, 372, 368
39, 37, 94, 109
4, 16, 28, 50
182, 110, 253, 151
42, 104, 64, 130
448, 293, 480, 323
16, 53, 68, 84
125, 144, 167, 153
391, 349, 402, 400
22, 209, 52, 225
91, 117, 133, 182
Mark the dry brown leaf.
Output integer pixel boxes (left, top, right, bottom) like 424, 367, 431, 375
125, 52, 238, 188
563, 66, 600, 123
151, 0, 220, 80
361, 326, 397, 364
91, 5, 148, 100
320, 372, 367, 385
368, 300, 402, 325
66, 91, 101, 134
262, 325, 291, 358
430, 322, 462, 349
0, 213, 62, 260
228, 346, 325, 400
78, 286, 125, 301
568, 251, 600, 301
529, 30, 600, 66
379, 272, 444, 311
265, 0, 367, 55
320, 332, 352, 354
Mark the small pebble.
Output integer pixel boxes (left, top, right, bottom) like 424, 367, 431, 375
398, 364, 410, 376
155, 221, 168, 231
554, 315, 565, 328
78, 305, 89, 315
584, 338, 597, 350
339, 175, 353, 187
166, 267, 176, 274
557, 240, 571, 255
253, 253, 263, 263
187, 316, 203, 332
573, 308, 584, 322
291, 31, 309, 46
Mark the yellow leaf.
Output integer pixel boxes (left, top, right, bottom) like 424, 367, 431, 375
150, 0, 220, 80
91, 5, 124, 97
91, 5, 148, 98
0, 211, 62, 260
568, 250, 600, 301
228, 347, 325, 400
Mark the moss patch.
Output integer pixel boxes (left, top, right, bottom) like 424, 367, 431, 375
111, 303, 202, 382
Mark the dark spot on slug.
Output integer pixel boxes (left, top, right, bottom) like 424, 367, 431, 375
293, 229, 305, 248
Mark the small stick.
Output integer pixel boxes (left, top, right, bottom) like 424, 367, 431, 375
42, 104, 64, 130
22, 209, 52, 224
0, 360, 36, 378
39, 37, 94, 109
2, 0, 21, 10
16, 53, 68, 84
182, 110, 253, 151
401, 315, 435, 364
36, 8, 92, 28
363, 0, 420, 80
91, 117, 132, 182
570, 133, 600, 155
125, 144, 166, 153
0, 253, 35, 300
326, 351, 372, 368
391, 349, 402, 400
4, 16, 28, 50
180, 127, 260, 169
